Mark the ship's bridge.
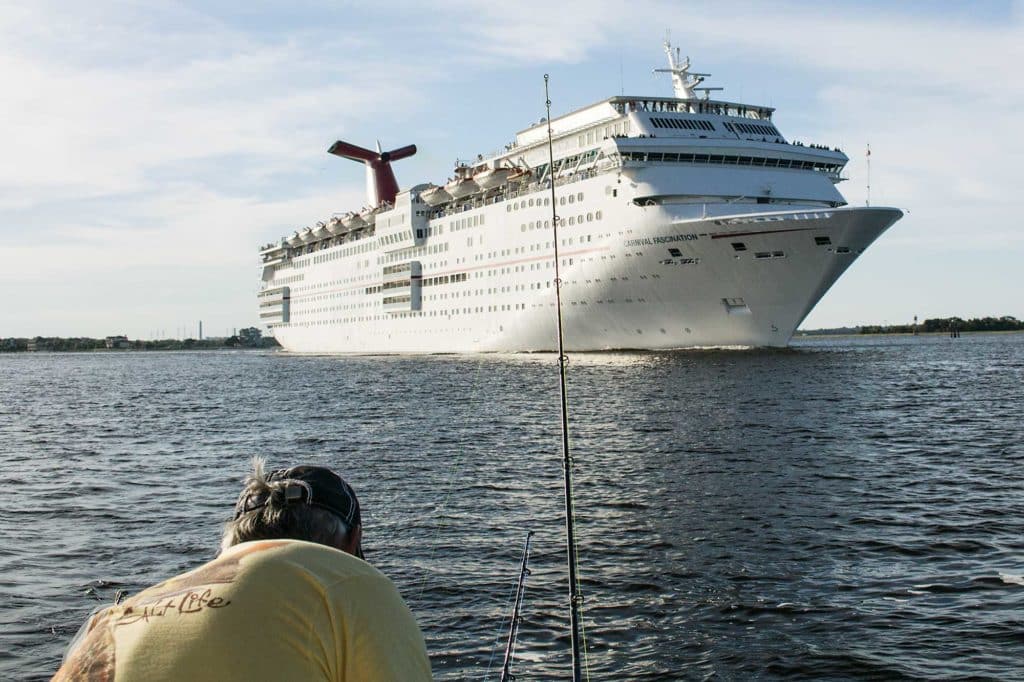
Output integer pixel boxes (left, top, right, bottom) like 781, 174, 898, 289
514, 95, 775, 149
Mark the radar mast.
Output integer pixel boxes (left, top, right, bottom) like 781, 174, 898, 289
654, 39, 714, 100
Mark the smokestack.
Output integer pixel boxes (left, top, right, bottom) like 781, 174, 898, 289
199, 321, 203, 340
327, 140, 417, 206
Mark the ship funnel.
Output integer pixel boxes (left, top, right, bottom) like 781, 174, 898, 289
327, 140, 417, 207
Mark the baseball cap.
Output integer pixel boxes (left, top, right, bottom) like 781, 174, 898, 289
234, 465, 363, 549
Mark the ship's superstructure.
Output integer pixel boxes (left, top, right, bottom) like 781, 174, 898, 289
257, 41, 902, 353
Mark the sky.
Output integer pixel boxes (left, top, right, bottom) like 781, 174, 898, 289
2, 0, 1022, 338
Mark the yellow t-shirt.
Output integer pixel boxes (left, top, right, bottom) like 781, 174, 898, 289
54, 539, 432, 681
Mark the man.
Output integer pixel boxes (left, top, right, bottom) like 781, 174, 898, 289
54, 460, 432, 681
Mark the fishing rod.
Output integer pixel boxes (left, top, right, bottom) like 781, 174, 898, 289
544, 73, 584, 682
499, 531, 535, 682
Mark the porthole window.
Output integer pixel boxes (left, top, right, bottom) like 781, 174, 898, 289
577, 192, 583, 201
595, 210, 603, 220
560, 197, 566, 206
568, 195, 575, 204
568, 216, 575, 226
544, 198, 550, 206
529, 198, 535, 207
587, 212, 593, 222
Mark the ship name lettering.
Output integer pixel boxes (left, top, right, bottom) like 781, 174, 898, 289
626, 233, 699, 247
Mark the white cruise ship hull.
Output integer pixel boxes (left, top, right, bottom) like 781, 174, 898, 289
269, 181, 900, 353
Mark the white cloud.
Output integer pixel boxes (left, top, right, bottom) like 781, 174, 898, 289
1, 1, 1020, 336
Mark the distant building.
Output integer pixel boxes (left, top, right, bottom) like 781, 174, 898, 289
105, 335, 131, 349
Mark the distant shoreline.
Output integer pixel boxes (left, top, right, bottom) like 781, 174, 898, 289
796, 329, 1024, 338
798, 316, 1023, 336
1, 329, 279, 353
5, 318, 1022, 352
1, 345, 277, 353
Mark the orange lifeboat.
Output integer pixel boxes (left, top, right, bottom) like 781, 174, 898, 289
420, 184, 452, 206
444, 165, 478, 199
341, 212, 367, 229
474, 164, 514, 190
506, 167, 533, 185
327, 216, 345, 235
359, 205, 382, 226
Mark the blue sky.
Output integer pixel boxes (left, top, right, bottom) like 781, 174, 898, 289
2, 1, 1021, 338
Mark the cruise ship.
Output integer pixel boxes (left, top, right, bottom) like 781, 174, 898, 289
257, 42, 902, 353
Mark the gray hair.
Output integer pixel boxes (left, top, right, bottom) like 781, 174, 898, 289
221, 457, 350, 552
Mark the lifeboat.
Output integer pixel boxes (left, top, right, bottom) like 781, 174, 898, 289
419, 184, 452, 206
359, 205, 382, 226
286, 231, 304, 247
507, 167, 533, 184
445, 167, 478, 199
327, 216, 345, 235
341, 212, 367, 229
473, 165, 514, 190
314, 221, 331, 239
299, 227, 317, 244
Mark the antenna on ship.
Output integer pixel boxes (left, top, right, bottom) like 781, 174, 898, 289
654, 36, 709, 100
544, 73, 587, 682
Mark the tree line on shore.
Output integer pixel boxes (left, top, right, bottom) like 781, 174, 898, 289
859, 316, 1023, 335
0, 327, 280, 352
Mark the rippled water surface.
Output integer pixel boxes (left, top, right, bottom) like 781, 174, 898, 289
2, 333, 1023, 680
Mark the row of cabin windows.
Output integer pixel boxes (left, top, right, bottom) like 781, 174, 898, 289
381, 230, 412, 245
577, 120, 630, 147
292, 260, 707, 322
369, 272, 469, 295
450, 214, 484, 231
382, 279, 411, 291
619, 151, 841, 174
508, 189, 585, 212
382, 262, 413, 276
649, 117, 715, 132
291, 238, 375, 269
723, 121, 780, 137
423, 273, 468, 286
519, 209, 604, 232
382, 241, 450, 265
509, 196, 550, 211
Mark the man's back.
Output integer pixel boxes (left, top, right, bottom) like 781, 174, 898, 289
55, 539, 431, 681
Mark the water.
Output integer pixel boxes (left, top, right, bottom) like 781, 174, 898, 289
1, 333, 1022, 680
